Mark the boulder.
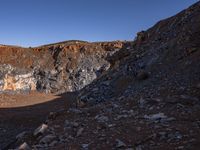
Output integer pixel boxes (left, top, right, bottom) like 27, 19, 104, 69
34, 124, 48, 137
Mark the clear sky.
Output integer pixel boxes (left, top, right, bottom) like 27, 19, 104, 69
0, 0, 197, 47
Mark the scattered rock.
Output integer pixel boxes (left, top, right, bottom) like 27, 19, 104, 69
115, 139, 126, 148
136, 70, 149, 80
95, 115, 109, 123
139, 97, 146, 108
16, 131, 27, 140
144, 113, 175, 122
18, 142, 31, 150
34, 124, 48, 137
77, 127, 84, 137
72, 122, 79, 128
144, 113, 167, 121
39, 134, 56, 144
49, 140, 58, 147
81, 144, 89, 149
68, 108, 82, 114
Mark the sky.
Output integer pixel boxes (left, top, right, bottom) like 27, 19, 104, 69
0, 0, 197, 47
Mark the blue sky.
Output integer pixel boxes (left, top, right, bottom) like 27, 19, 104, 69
0, 0, 197, 47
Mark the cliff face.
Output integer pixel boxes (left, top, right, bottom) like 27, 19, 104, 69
0, 41, 124, 93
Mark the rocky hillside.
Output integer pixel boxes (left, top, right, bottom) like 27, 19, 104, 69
0, 41, 124, 93
77, 0, 200, 106
1, 1, 200, 150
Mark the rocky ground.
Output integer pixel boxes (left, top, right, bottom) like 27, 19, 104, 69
0, 1, 200, 150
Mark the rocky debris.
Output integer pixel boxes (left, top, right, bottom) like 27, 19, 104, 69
18, 142, 31, 150
46, 109, 66, 121
33, 124, 48, 137
68, 108, 83, 114
95, 115, 109, 123
15, 87, 200, 149
49, 140, 58, 147
81, 143, 89, 149
76, 127, 84, 137
39, 134, 57, 144
136, 70, 149, 80
144, 113, 175, 123
16, 131, 27, 140
115, 139, 126, 148
76, 1, 200, 106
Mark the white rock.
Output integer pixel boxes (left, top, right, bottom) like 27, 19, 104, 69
144, 113, 167, 121
34, 124, 48, 136
144, 113, 175, 122
18, 142, 30, 150
116, 139, 126, 148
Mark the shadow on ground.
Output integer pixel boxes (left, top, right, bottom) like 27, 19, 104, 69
0, 91, 78, 149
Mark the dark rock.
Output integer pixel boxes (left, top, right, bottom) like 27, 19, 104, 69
136, 70, 149, 80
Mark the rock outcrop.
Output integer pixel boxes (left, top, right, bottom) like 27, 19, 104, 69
0, 41, 124, 93
0, 65, 36, 92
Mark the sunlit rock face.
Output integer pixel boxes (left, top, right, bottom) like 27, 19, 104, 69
0, 41, 124, 93
0, 65, 37, 92
2, 73, 36, 91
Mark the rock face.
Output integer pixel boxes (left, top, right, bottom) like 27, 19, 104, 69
0, 41, 124, 93
3, 73, 36, 91
0, 65, 36, 92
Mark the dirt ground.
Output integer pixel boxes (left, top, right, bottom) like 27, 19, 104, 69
0, 91, 75, 149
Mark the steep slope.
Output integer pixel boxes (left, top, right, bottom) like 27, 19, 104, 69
77, 1, 200, 105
